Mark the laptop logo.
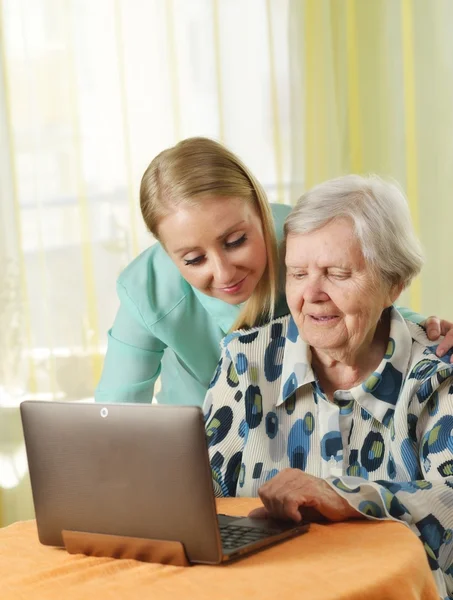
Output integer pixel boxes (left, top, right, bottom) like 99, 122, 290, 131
100, 407, 109, 418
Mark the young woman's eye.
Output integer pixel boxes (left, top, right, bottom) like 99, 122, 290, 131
184, 255, 204, 266
225, 234, 247, 249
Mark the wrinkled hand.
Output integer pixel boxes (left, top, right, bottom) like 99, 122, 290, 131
424, 317, 453, 362
248, 469, 362, 523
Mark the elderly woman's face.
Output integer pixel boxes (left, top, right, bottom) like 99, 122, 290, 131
285, 218, 398, 353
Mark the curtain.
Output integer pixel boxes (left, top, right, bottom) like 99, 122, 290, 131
289, 0, 453, 317
0, 0, 292, 526
1, 0, 453, 527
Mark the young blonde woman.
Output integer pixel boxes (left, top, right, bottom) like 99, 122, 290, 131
95, 137, 453, 406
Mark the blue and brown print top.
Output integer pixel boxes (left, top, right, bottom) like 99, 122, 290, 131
204, 308, 453, 598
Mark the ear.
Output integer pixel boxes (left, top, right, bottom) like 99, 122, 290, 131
387, 282, 404, 306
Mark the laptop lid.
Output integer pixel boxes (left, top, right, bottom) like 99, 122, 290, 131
20, 401, 223, 564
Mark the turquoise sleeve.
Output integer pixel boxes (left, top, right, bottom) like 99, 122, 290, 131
95, 281, 166, 404
395, 306, 426, 325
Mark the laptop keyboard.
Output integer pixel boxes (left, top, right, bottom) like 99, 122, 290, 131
219, 524, 279, 552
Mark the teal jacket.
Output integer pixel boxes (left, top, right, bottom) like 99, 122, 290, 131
95, 203, 424, 407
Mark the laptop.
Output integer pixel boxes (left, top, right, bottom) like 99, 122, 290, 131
20, 401, 308, 564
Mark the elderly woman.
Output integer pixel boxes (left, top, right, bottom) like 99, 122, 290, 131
204, 175, 453, 597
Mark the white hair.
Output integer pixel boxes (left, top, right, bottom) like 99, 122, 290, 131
284, 174, 424, 289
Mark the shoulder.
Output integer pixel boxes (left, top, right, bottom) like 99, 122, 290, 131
270, 202, 291, 222
269, 203, 291, 244
406, 319, 453, 364
221, 315, 291, 359
404, 319, 453, 393
117, 243, 191, 324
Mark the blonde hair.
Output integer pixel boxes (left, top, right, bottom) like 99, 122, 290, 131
285, 174, 424, 289
140, 137, 278, 329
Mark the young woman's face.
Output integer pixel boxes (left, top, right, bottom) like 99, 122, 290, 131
157, 197, 268, 304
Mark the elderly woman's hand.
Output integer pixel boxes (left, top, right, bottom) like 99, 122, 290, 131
424, 317, 453, 362
248, 469, 362, 523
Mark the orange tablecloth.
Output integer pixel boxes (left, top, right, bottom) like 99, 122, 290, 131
0, 497, 438, 600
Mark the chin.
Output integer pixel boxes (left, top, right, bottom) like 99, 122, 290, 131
303, 332, 345, 350
225, 292, 250, 305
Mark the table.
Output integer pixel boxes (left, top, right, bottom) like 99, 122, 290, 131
0, 497, 438, 600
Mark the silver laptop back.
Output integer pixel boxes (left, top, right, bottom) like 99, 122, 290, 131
20, 401, 223, 564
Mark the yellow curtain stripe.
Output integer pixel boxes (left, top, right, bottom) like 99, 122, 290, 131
346, 0, 362, 173
212, 0, 225, 143
265, 0, 285, 203
165, 0, 181, 141
114, 0, 139, 258
64, 3, 102, 385
401, 0, 421, 312
303, 0, 316, 189
305, 0, 330, 187
0, 3, 38, 395
0, 0, 2, 508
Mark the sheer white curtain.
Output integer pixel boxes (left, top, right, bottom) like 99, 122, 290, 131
0, 0, 292, 525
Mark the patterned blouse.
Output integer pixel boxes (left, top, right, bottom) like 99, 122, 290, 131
204, 307, 453, 598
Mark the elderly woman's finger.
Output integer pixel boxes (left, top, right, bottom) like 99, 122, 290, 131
247, 506, 270, 519
258, 482, 281, 519
258, 476, 298, 521
282, 491, 305, 522
425, 316, 441, 340
258, 491, 303, 522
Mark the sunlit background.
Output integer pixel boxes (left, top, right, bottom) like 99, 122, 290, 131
0, 0, 452, 527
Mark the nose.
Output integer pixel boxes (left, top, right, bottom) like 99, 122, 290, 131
212, 253, 236, 286
303, 275, 329, 303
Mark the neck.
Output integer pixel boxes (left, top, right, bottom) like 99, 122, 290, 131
311, 312, 391, 399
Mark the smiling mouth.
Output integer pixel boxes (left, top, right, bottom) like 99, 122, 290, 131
308, 315, 339, 322
218, 276, 248, 293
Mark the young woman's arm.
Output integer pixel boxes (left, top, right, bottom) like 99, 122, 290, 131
95, 280, 166, 404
